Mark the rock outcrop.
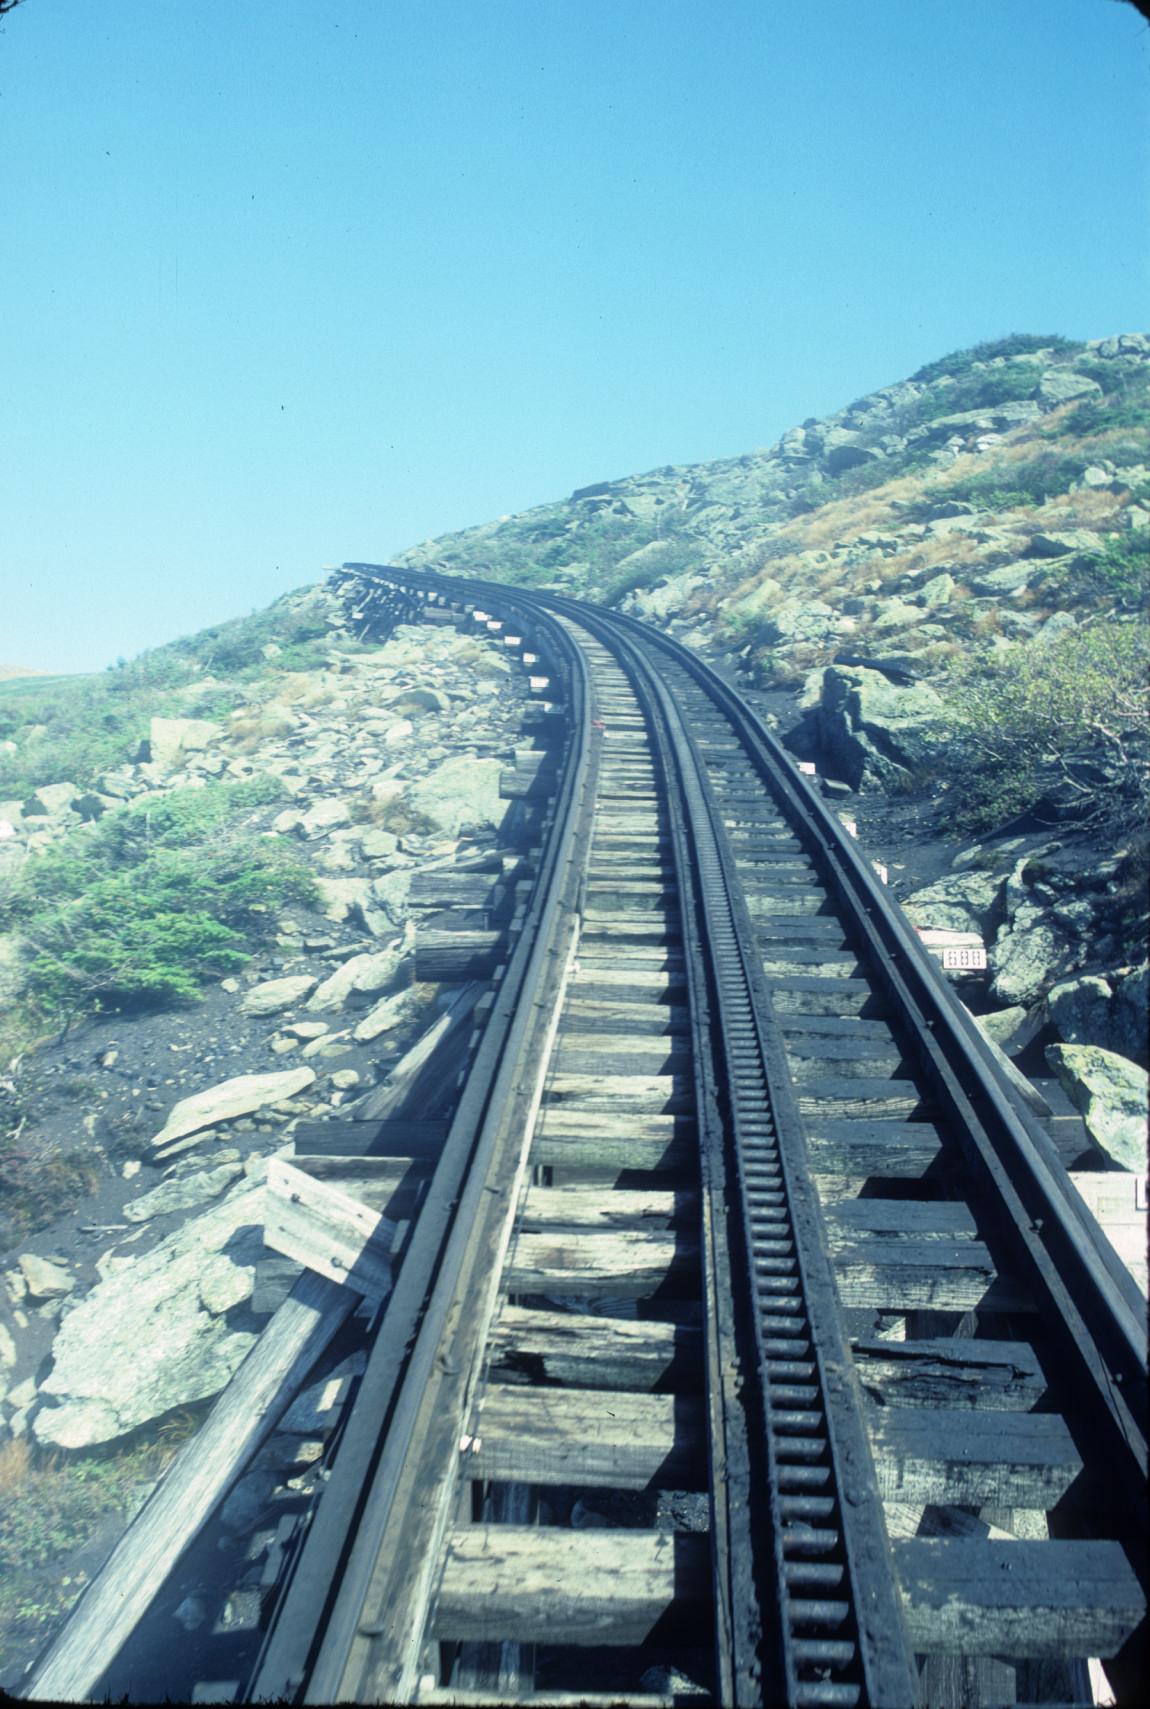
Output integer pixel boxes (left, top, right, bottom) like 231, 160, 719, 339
1045, 1044, 1148, 1172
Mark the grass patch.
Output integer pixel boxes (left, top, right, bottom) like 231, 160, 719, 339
0, 1429, 188, 1671
934, 619, 1149, 837
1, 780, 316, 1022
909, 334, 1081, 386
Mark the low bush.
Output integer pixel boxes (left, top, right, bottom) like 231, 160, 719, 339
2, 781, 315, 1021
934, 620, 1149, 837
910, 334, 1081, 386
909, 450, 1084, 517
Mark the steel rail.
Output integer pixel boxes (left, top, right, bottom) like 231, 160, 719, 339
334, 564, 1148, 1700
571, 609, 919, 1708
250, 584, 598, 1700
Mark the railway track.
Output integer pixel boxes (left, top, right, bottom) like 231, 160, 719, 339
250, 565, 1148, 1707
31, 563, 1144, 1707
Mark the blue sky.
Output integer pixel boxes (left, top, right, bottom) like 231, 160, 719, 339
2, 0, 1147, 672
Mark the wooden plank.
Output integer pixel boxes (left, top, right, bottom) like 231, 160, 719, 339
768, 977, 879, 1016
415, 929, 506, 982
761, 951, 862, 979
785, 1037, 903, 1075
543, 1073, 692, 1113
778, 1013, 894, 1038
896, 1539, 1145, 1658
432, 1528, 710, 1646
29, 1272, 356, 1703
555, 1034, 689, 1075
831, 1240, 1032, 1313
265, 1155, 399, 1299
355, 982, 486, 1120
851, 1337, 1046, 1411
571, 968, 686, 999
409, 872, 502, 909
292, 1118, 448, 1158
473, 1386, 706, 1490
533, 1129, 692, 1174
488, 1306, 702, 1392
869, 1408, 1080, 1508
561, 998, 690, 1034
796, 1078, 929, 1120
506, 1229, 698, 1297
805, 1119, 944, 1178
520, 1187, 694, 1231
825, 1200, 977, 1242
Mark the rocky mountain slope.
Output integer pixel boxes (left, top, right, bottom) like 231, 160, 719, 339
0, 591, 532, 1680
393, 329, 1148, 1088
0, 332, 1145, 1686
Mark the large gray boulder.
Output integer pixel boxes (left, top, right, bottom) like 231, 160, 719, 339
123, 1160, 245, 1224
148, 718, 220, 771
405, 755, 505, 837
1049, 964, 1148, 1065
902, 871, 1004, 936
33, 1184, 268, 1448
1045, 1044, 1148, 1171
307, 944, 407, 1013
150, 1068, 315, 1150
240, 975, 319, 1017
989, 903, 1059, 1006
760, 597, 842, 648
807, 665, 946, 789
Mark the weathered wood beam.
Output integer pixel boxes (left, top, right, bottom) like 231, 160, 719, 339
432, 1528, 710, 1646
473, 1385, 706, 1490
896, 1538, 1145, 1658
488, 1306, 702, 1392
28, 1271, 356, 1704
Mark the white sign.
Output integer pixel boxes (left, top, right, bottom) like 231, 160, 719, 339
916, 927, 988, 970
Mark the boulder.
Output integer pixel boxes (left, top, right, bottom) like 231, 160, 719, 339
1045, 1044, 1148, 1172
149, 718, 220, 771
307, 945, 407, 1013
150, 1068, 315, 1149
32, 781, 82, 816
1027, 529, 1102, 559
123, 1160, 245, 1224
760, 597, 842, 648
1049, 965, 1149, 1065
970, 561, 1037, 596
353, 986, 421, 1043
902, 871, 1004, 936
297, 798, 353, 838
315, 876, 374, 922
405, 755, 505, 837
385, 686, 451, 714
989, 904, 1059, 1006
976, 1005, 1041, 1055
239, 975, 319, 1016
357, 828, 400, 861
18, 1253, 75, 1300
1035, 371, 1102, 407
805, 665, 945, 790
369, 868, 414, 926
33, 1185, 267, 1448
916, 573, 955, 609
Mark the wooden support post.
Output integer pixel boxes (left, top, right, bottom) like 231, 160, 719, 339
28, 1271, 357, 1704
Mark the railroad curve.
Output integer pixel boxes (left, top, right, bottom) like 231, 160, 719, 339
32, 563, 1145, 1709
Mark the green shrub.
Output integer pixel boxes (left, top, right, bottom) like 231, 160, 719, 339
2, 782, 315, 1020
1062, 363, 1150, 435
911, 334, 1081, 386
935, 620, 1149, 836
1064, 530, 1150, 608
910, 450, 1084, 517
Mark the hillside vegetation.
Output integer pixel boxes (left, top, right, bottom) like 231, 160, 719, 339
395, 332, 1149, 846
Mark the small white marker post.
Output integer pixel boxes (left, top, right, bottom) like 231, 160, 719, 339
915, 927, 988, 971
